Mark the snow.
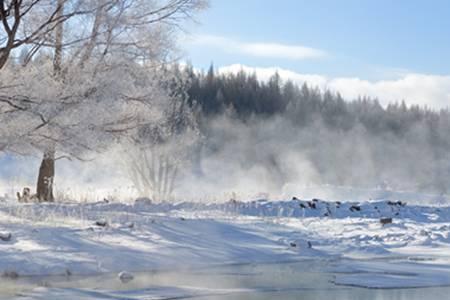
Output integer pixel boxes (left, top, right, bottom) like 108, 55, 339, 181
1, 197, 450, 294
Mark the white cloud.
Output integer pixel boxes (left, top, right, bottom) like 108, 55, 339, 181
219, 64, 328, 87
217, 64, 450, 109
189, 34, 326, 60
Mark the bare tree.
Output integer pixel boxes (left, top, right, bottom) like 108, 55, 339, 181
0, 0, 90, 70
0, 0, 208, 69
125, 71, 201, 201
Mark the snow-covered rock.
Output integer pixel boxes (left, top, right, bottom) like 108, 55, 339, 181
118, 271, 134, 283
0, 232, 11, 242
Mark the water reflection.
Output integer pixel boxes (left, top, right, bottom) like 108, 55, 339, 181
2, 260, 450, 299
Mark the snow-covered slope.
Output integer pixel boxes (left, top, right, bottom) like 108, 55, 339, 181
0, 197, 449, 289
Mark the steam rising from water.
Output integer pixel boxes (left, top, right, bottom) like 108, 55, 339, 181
1, 112, 449, 204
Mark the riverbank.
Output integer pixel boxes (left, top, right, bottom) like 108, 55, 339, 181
1, 198, 450, 291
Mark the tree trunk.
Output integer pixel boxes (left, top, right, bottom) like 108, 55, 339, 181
0, 51, 10, 70
53, 0, 64, 76
36, 150, 55, 202
35, 0, 63, 203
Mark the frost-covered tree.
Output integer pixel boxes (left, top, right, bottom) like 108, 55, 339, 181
124, 65, 201, 201
0, 57, 174, 200
0, 0, 96, 69
0, 0, 208, 201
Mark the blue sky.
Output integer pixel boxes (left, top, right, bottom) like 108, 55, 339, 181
183, 0, 450, 108
186, 0, 449, 78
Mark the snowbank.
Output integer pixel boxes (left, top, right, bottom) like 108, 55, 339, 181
0, 197, 449, 289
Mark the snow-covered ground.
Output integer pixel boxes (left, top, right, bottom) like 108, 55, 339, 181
1, 197, 450, 297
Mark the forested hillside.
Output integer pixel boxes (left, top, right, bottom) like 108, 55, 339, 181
178, 64, 450, 194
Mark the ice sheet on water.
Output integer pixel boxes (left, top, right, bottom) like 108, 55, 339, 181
332, 259, 450, 288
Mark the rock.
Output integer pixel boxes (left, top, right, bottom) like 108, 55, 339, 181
380, 217, 392, 225
134, 197, 152, 206
419, 229, 429, 236
95, 220, 108, 227
292, 197, 299, 201
118, 271, 134, 283
126, 222, 134, 229
307, 201, 316, 209
289, 240, 312, 249
0, 232, 12, 242
299, 203, 306, 208
350, 205, 361, 212
387, 200, 405, 206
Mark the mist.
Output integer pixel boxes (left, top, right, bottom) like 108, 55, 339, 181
2, 64, 450, 204
172, 112, 448, 203
3, 110, 444, 204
